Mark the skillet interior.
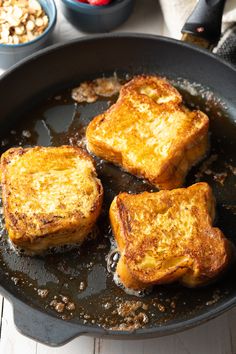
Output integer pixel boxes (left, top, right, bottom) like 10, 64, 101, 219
0, 35, 236, 341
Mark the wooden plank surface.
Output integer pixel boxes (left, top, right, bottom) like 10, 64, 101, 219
227, 307, 236, 351
36, 333, 95, 354
96, 312, 235, 354
0, 295, 3, 340
0, 299, 95, 354
0, 299, 37, 354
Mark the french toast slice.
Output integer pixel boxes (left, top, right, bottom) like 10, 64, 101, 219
109, 183, 231, 290
86, 75, 209, 189
1, 146, 103, 255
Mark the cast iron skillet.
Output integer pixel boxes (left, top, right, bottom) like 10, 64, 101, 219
0, 0, 236, 347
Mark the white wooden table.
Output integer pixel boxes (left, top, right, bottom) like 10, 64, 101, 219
1, 1, 236, 353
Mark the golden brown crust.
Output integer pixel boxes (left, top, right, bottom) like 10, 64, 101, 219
1, 146, 103, 254
86, 75, 209, 190
109, 183, 231, 290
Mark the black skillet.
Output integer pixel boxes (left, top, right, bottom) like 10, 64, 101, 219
0, 0, 236, 347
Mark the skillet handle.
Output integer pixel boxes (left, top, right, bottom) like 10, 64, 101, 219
181, 0, 226, 49
13, 300, 85, 346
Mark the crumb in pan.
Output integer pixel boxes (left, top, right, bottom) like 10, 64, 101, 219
72, 75, 121, 103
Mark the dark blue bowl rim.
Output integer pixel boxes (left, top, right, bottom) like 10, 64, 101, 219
0, 0, 57, 49
61, 0, 133, 12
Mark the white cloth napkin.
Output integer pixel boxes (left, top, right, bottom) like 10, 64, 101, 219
159, 0, 236, 39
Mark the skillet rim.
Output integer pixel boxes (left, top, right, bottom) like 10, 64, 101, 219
1, 281, 236, 344
1, 32, 236, 79
0, 33, 236, 344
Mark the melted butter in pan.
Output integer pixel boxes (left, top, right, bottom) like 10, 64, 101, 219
0, 80, 236, 329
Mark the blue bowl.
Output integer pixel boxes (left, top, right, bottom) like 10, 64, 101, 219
61, 0, 135, 33
0, 0, 57, 70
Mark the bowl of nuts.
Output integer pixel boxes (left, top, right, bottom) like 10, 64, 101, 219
60, 0, 135, 33
0, 0, 57, 70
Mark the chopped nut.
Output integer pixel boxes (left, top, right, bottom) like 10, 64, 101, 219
0, 0, 49, 44
26, 20, 34, 31
12, 6, 23, 19
15, 25, 24, 34
35, 17, 43, 27
21, 12, 28, 22
42, 15, 48, 26
1, 28, 9, 42
12, 34, 19, 43
29, 0, 41, 12
26, 30, 34, 41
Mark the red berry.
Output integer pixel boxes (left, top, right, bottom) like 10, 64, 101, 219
77, 0, 88, 3
88, 0, 111, 5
